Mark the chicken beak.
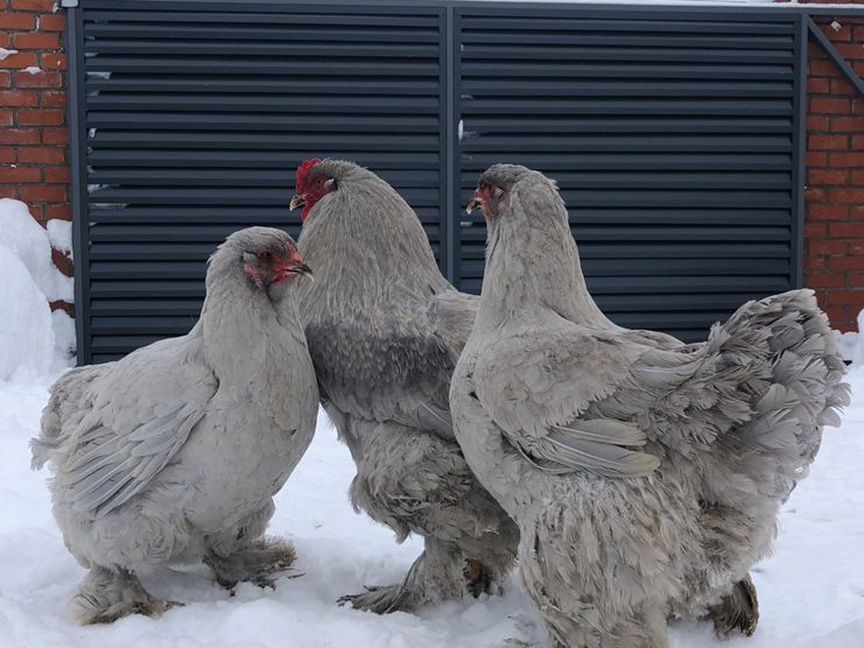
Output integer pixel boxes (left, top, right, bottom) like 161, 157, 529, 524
289, 193, 306, 211
290, 262, 314, 282
466, 197, 483, 215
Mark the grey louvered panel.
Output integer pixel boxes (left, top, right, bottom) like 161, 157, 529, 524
455, 7, 801, 343
72, 1, 805, 363
79, 1, 446, 362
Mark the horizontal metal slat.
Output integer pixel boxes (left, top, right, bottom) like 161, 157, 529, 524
86, 10, 441, 27
84, 24, 442, 43
84, 41, 439, 58
88, 150, 441, 169
461, 31, 793, 50
87, 112, 441, 130
87, 94, 441, 113
461, 45, 793, 64
85, 58, 440, 75
90, 132, 440, 150
86, 77, 441, 95
459, 62, 793, 80
460, 135, 791, 153
461, 117, 792, 135
457, 16, 795, 36
460, 79, 793, 98
92, 299, 203, 316
461, 98, 792, 117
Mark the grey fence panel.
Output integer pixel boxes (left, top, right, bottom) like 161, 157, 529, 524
71, 1, 804, 361
454, 7, 803, 342
76, 0, 448, 362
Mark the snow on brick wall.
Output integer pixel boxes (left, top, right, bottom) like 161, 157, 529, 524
0, 0, 72, 319
805, 16, 864, 332
0, 197, 74, 379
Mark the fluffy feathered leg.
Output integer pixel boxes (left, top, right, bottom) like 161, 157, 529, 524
708, 575, 759, 638
339, 537, 465, 613
71, 566, 183, 625
204, 537, 297, 590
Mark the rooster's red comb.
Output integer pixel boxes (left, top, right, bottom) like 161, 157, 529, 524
296, 158, 323, 191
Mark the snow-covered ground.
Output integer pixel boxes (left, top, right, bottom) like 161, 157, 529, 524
0, 367, 862, 648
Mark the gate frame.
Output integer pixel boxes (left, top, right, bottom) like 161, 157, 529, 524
65, 0, 864, 364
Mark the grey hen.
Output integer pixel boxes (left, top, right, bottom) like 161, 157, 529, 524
291, 158, 518, 613
450, 164, 849, 648
31, 227, 318, 624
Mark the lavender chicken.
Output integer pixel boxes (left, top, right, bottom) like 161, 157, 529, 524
31, 227, 317, 624
290, 158, 518, 613
450, 164, 849, 648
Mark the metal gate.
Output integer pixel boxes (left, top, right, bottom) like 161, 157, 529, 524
69, 0, 806, 362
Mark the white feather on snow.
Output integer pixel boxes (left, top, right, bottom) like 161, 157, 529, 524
0, 199, 73, 303
0, 360, 863, 646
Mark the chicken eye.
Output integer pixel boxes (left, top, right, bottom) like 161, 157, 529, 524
258, 250, 272, 262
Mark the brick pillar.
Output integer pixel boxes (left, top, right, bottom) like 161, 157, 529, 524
802, 7, 864, 331
0, 0, 72, 316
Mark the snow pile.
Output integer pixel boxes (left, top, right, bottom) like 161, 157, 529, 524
0, 373, 863, 647
836, 309, 864, 364
0, 198, 73, 303
47, 219, 73, 258
0, 245, 55, 381
0, 199, 75, 380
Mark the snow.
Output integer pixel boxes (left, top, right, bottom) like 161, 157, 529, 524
47, 219, 73, 258
0, 245, 54, 382
23, 66, 42, 75
0, 47, 18, 61
0, 355, 862, 646
834, 309, 864, 364
0, 199, 75, 380
0, 199, 73, 303
51, 310, 77, 364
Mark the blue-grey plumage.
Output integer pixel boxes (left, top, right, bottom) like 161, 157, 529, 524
292, 159, 518, 613
30, 227, 319, 624
451, 164, 850, 648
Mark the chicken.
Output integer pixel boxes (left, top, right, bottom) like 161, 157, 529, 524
31, 227, 318, 624
449, 164, 849, 648
290, 158, 517, 613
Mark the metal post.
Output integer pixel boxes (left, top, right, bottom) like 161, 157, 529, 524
444, 6, 456, 284
66, 3, 89, 364
793, 14, 808, 290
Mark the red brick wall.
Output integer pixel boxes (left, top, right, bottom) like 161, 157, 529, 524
806, 17, 864, 331
0, 0, 71, 314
